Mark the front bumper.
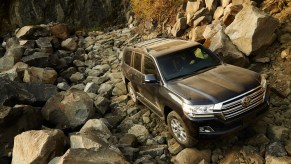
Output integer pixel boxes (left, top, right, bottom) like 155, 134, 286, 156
189, 95, 270, 139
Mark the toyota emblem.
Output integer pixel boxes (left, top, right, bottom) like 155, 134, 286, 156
241, 96, 252, 107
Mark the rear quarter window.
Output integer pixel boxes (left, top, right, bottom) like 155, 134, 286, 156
133, 53, 142, 72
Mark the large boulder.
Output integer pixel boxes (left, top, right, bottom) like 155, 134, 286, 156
203, 21, 248, 67
42, 89, 94, 129
12, 129, 65, 164
53, 148, 129, 164
171, 17, 187, 37
23, 67, 57, 84
225, 4, 279, 55
0, 105, 42, 158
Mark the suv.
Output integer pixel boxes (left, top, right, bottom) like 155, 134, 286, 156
121, 38, 269, 147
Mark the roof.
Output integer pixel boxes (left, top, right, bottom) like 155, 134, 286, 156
133, 38, 200, 58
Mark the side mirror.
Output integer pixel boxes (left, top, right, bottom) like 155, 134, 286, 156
144, 74, 157, 83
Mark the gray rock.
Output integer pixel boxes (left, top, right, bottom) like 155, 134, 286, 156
21, 52, 52, 68
84, 82, 99, 94
70, 132, 108, 151
119, 134, 137, 147
0, 62, 28, 81
36, 37, 53, 53
128, 124, 150, 143
60, 67, 77, 82
168, 138, 184, 155
57, 82, 70, 91
225, 5, 279, 55
98, 83, 113, 97
0, 56, 16, 72
94, 96, 110, 115
268, 125, 289, 141
42, 89, 94, 129
267, 142, 288, 157
61, 38, 77, 51
80, 119, 112, 140
12, 129, 65, 164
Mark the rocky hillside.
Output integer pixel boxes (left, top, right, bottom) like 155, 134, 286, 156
0, 0, 291, 164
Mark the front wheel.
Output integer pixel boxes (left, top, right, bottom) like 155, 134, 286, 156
167, 111, 197, 147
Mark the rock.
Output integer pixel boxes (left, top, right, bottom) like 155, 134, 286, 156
222, 4, 243, 26
139, 145, 167, 157
205, 0, 217, 13
266, 142, 288, 157
12, 129, 65, 164
57, 82, 70, 91
19, 83, 58, 106
281, 47, 291, 59
80, 119, 112, 140
70, 72, 84, 83
265, 156, 291, 164
98, 83, 113, 98
203, 21, 248, 67
187, 8, 211, 27
104, 114, 124, 129
35, 37, 53, 53
112, 82, 127, 96
254, 56, 270, 63
285, 143, 291, 156
213, 6, 224, 20
5, 45, 24, 62
119, 134, 137, 147
248, 133, 270, 147
70, 132, 109, 151
128, 124, 150, 143
16, 26, 49, 40
241, 146, 264, 164
0, 77, 35, 106
54, 148, 129, 164
171, 17, 187, 37
19, 40, 35, 49
94, 96, 110, 115
84, 82, 99, 93
21, 52, 52, 68
0, 62, 28, 81
49, 23, 70, 40
61, 38, 77, 51
60, 67, 77, 82
186, 0, 205, 18
221, 0, 231, 7
168, 138, 184, 155
42, 89, 94, 129
225, 5, 279, 55
189, 25, 206, 42
172, 148, 211, 164
23, 67, 57, 84
268, 125, 289, 140
0, 105, 42, 157
0, 56, 17, 72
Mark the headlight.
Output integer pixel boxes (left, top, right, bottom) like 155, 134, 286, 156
183, 103, 214, 118
260, 75, 267, 89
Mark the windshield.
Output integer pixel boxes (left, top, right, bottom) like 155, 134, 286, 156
157, 45, 221, 81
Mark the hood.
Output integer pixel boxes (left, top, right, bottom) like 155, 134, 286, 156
167, 65, 261, 104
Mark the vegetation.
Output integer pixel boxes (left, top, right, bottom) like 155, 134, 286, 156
131, 0, 184, 23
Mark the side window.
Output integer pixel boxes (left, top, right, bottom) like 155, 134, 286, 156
143, 56, 157, 77
133, 53, 142, 72
124, 50, 132, 65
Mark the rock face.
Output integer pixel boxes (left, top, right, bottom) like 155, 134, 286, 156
42, 89, 94, 129
12, 129, 65, 164
3, 0, 129, 33
225, 4, 279, 55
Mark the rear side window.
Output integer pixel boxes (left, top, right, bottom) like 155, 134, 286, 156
124, 50, 132, 65
144, 56, 157, 76
133, 53, 142, 72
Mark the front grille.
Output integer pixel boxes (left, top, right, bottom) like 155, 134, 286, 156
221, 86, 265, 119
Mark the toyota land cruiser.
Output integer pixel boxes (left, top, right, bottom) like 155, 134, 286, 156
121, 38, 269, 147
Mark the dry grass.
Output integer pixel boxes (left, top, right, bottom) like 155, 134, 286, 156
131, 0, 184, 23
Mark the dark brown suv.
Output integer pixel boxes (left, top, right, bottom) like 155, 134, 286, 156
121, 38, 269, 147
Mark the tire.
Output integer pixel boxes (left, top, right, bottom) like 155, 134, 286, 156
127, 82, 139, 105
167, 111, 197, 147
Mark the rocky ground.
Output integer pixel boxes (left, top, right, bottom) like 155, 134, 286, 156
0, 0, 291, 164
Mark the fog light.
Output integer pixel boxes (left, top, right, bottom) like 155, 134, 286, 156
199, 126, 215, 133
